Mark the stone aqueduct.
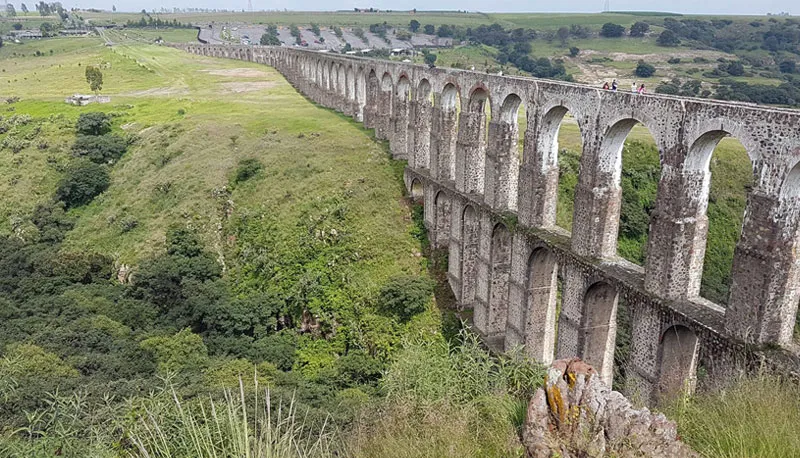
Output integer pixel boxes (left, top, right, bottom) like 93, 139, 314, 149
176, 43, 800, 402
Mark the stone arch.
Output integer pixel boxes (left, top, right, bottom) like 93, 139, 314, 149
433, 191, 451, 249
396, 75, 411, 101
781, 160, 800, 199
416, 79, 432, 104
581, 281, 619, 386
460, 204, 480, 309
656, 325, 699, 401
523, 247, 558, 362
499, 93, 523, 124
410, 178, 424, 200
485, 222, 512, 343
684, 129, 753, 304
441, 82, 459, 111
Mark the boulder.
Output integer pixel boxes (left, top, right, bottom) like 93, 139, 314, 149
522, 358, 696, 458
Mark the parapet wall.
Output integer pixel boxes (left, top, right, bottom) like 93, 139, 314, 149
174, 42, 800, 404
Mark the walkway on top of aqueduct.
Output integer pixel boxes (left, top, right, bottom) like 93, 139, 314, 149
175, 42, 800, 405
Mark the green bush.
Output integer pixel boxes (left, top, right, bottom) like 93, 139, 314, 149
76, 112, 111, 136
635, 60, 656, 77
378, 275, 434, 321
232, 157, 264, 185
600, 22, 625, 38
55, 160, 110, 208
71, 133, 127, 163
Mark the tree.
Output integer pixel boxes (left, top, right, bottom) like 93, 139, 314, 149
260, 32, 279, 46
77, 112, 111, 135
600, 22, 625, 38
20, 3, 28, 13
779, 60, 797, 74
657, 30, 680, 47
72, 134, 128, 164
436, 24, 453, 37
112, 5, 116, 12
55, 160, 110, 208
378, 275, 434, 321
6, 4, 16, 17
630, 21, 650, 37
409, 19, 420, 32
423, 24, 435, 35
722, 61, 744, 76
556, 26, 569, 46
12, 22, 23, 30
423, 51, 437, 66
39, 22, 53, 36
635, 60, 656, 78
85, 66, 103, 94
569, 46, 580, 57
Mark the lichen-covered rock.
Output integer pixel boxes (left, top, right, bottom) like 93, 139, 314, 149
522, 358, 696, 458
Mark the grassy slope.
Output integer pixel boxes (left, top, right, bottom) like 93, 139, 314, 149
0, 37, 423, 297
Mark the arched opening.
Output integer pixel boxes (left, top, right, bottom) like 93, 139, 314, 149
410, 179, 424, 201
657, 325, 699, 402
412, 79, 434, 170
524, 248, 559, 363
686, 131, 752, 304
486, 223, 512, 342
594, 119, 661, 265
396, 76, 411, 101
432, 83, 460, 182
581, 281, 619, 386
456, 87, 490, 195
460, 204, 479, 310
433, 191, 451, 249
535, 106, 585, 230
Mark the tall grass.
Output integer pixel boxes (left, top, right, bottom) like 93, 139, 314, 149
128, 380, 337, 458
346, 328, 544, 458
666, 375, 800, 457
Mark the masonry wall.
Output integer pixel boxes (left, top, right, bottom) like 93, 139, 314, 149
176, 43, 800, 405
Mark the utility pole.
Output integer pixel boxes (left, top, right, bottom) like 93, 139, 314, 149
603, 0, 610, 12
247, 0, 253, 12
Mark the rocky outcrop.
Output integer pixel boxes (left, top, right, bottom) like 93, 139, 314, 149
523, 358, 696, 458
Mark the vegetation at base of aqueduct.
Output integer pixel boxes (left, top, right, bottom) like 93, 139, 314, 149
0, 35, 797, 457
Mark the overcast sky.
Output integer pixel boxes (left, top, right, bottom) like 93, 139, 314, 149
67, 0, 794, 16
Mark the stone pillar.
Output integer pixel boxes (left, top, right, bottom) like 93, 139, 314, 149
484, 120, 520, 212
726, 193, 800, 345
505, 234, 530, 351
375, 89, 392, 141
429, 104, 458, 183
517, 124, 559, 228
571, 143, 622, 258
390, 97, 410, 160
455, 110, 486, 196
624, 303, 661, 404
363, 82, 378, 130
644, 165, 709, 300
447, 198, 465, 303
411, 99, 432, 170
555, 263, 587, 360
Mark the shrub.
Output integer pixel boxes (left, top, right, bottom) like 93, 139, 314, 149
600, 23, 625, 38
378, 275, 434, 321
55, 160, 110, 208
635, 60, 656, 77
76, 112, 111, 135
657, 30, 681, 47
71, 133, 127, 163
423, 24, 435, 35
569, 46, 580, 57
667, 57, 681, 64
423, 52, 437, 66
629, 21, 650, 37
232, 157, 264, 184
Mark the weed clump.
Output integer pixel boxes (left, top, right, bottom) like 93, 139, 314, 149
232, 158, 264, 185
